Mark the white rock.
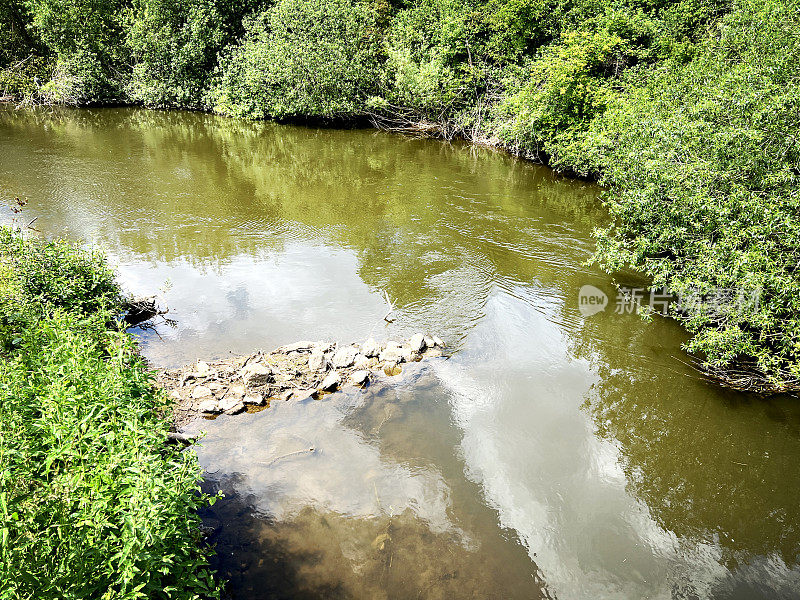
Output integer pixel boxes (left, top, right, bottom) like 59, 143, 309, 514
312, 341, 334, 353
196, 398, 219, 413
432, 336, 445, 348
243, 393, 264, 405
353, 354, 370, 369
362, 338, 380, 357
193, 361, 211, 377
206, 381, 224, 392
379, 348, 402, 363
331, 346, 358, 368
239, 362, 272, 386
308, 351, 327, 372
423, 335, 435, 349
408, 333, 426, 353
281, 340, 315, 352
382, 344, 413, 363
350, 370, 370, 385
320, 371, 341, 391
191, 385, 212, 399
219, 396, 245, 414
229, 384, 246, 398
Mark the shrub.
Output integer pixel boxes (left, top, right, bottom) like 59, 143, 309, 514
0, 227, 120, 352
0, 312, 219, 599
210, 0, 383, 119
566, 0, 800, 388
0, 228, 220, 598
25, 0, 129, 103
125, 0, 259, 109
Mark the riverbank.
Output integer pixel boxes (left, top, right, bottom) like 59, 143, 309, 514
4, 0, 799, 391
0, 226, 219, 599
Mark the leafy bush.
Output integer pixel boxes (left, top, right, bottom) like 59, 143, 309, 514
0, 228, 220, 598
378, 0, 484, 117
125, 0, 259, 109
25, 0, 128, 103
210, 0, 383, 119
0, 227, 120, 352
562, 0, 800, 388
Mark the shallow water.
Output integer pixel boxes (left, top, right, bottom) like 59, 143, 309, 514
2, 106, 799, 599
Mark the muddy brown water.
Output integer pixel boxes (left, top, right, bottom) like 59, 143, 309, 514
2, 106, 799, 599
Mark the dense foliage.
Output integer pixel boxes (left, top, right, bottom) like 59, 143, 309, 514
0, 228, 219, 599
1, 0, 798, 389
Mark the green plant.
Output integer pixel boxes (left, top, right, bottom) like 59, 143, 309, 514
210, 0, 383, 119
0, 228, 220, 598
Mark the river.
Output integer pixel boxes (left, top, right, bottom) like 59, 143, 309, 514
1, 106, 799, 599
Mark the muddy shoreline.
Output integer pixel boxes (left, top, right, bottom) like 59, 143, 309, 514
158, 334, 446, 429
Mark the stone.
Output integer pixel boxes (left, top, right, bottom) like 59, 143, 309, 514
243, 393, 264, 405
379, 348, 400, 363
424, 348, 443, 358
320, 371, 341, 391
380, 345, 413, 363
229, 384, 246, 398
206, 381, 224, 392
281, 340, 315, 353
239, 362, 272, 386
191, 385, 212, 399
432, 336, 445, 348
169, 389, 182, 400
312, 341, 334, 353
193, 361, 211, 378
196, 398, 219, 413
350, 370, 370, 386
308, 351, 327, 372
362, 338, 380, 358
293, 388, 316, 401
423, 335, 435, 349
222, 398, 245, 415
353, 354, 370, 369
383, 361, 401, 376
217, 396, 240, 412
408, 333, 426, 353
331, 346, 358, 368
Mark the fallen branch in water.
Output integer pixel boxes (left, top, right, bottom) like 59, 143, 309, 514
383, 290, 395, 323
261, 447, 316, 467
